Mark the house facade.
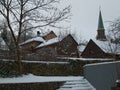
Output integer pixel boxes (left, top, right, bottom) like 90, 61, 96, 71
81, 39, 112, 58
57, 34, 78, 57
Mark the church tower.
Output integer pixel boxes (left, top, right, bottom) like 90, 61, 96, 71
96, 10, 106, 41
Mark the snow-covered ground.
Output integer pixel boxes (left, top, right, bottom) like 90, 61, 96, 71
59, 57, 113, 61
23, 60, 69, 64
0, 74, 82, 84
0, 59, 69, 64
0, 74, 96, 90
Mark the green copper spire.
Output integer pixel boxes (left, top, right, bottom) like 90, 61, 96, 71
96, 9, 106, 41
98, 10, 104, 30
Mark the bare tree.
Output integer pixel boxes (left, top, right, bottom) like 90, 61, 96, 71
107, 18, 120, 58
108, 18, 120, 44
0, 0, 71, 74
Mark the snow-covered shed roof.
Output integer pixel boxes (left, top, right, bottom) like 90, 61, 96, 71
20, 36, 45, 45
93, 39, 120, 54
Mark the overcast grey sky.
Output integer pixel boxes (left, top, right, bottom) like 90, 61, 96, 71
68, 0, 120, 40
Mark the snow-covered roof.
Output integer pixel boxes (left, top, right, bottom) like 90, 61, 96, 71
20, 36, 45, 45
77, 44, 86, 52
39, 30, 57, 37
93, 39, 120, 54
0, 59, 69, 64
36, 34, 79, 48
36, 37, 60, 48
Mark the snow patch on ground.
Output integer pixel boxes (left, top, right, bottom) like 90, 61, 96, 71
0, 74, 83, 84
0, 59, 69, 64
59, 57, 113, 61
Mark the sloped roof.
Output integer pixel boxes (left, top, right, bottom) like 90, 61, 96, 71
20, 36, 45, 45
93, 39, 120, 54
40, 31, 57, 37
20, 33, 78, 50
63, 34, 78, 45
36, 34, 78, 48
36, 37, 60, 48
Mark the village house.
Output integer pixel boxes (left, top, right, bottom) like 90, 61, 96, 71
35, 34, 79, 58
20, 31, 79, 60
81, 39, 111, 58
20, 31, 57, 54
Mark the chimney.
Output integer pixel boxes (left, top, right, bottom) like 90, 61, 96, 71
37, 31, 40, 37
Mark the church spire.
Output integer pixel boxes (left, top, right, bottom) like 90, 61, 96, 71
96, 9, 106, 41
98, 10, 104, 30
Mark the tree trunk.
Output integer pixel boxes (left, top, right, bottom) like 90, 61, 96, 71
16, 43, 23, 74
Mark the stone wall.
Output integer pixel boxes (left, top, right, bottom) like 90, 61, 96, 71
23, 62, 70, 76
0, 59, 106, 77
